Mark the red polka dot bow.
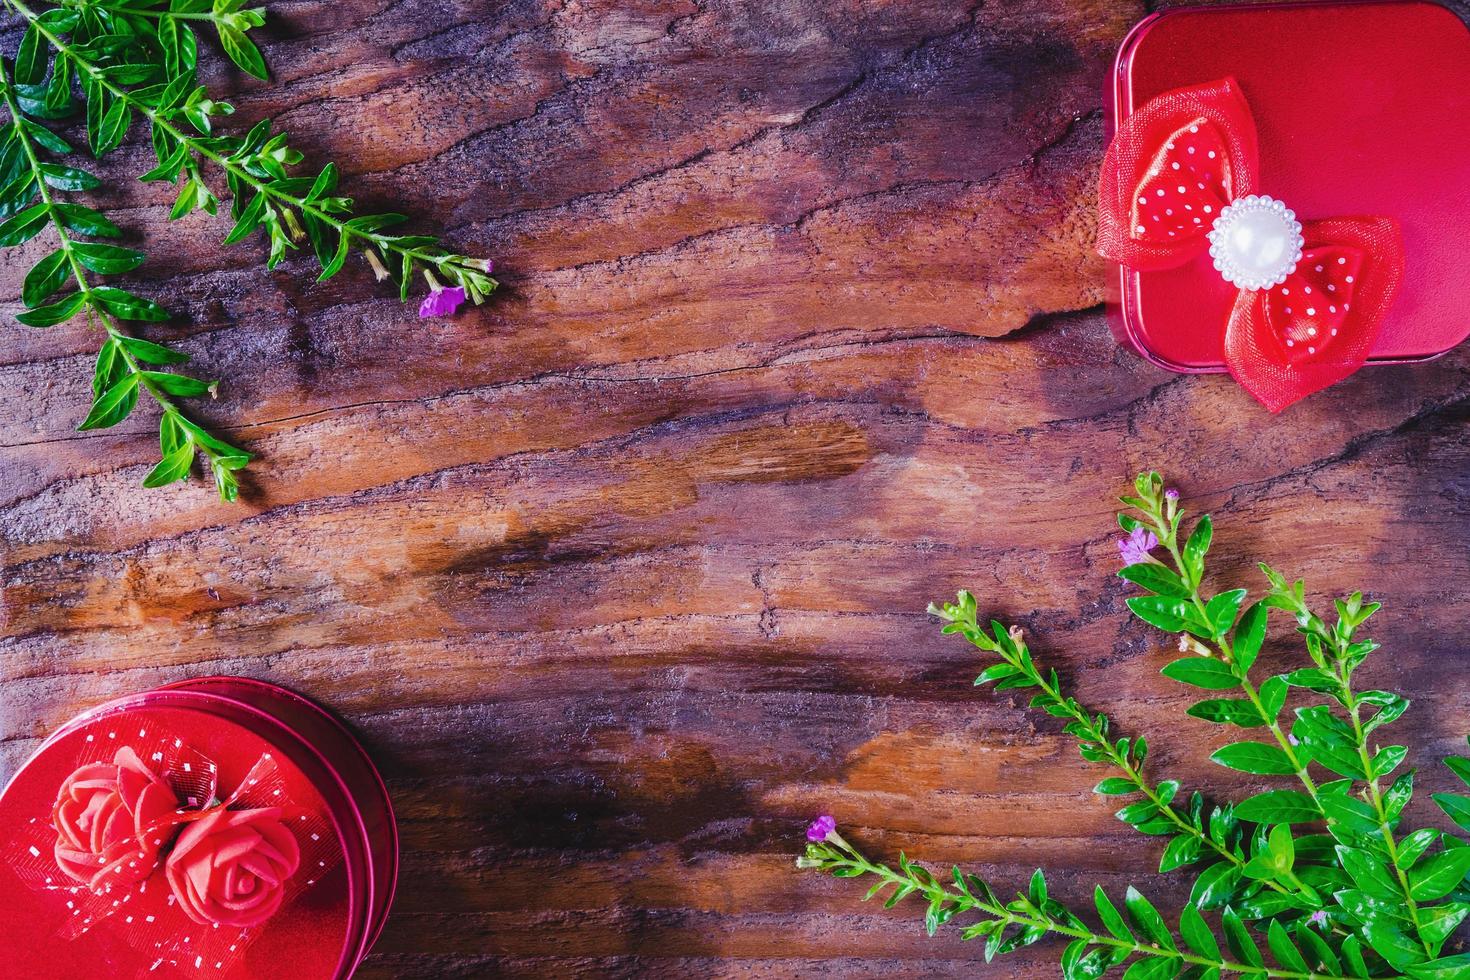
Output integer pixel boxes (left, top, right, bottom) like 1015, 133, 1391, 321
1098, 77, 1405, 412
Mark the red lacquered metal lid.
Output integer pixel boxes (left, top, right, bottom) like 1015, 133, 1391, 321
1108, 0, 1470, 372
0, 681, 396, 980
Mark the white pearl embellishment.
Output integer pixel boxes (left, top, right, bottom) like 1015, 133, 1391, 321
1206, 195, 1304, 291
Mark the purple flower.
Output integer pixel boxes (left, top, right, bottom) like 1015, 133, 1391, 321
1117, 527, 1159, 566
1307, 910, 1329, 928
419, 284, 467, 318
806, 815, 837, 843
1164, 488, 1180, 501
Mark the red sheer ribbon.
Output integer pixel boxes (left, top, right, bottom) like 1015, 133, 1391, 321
1098, 77, 1405, 412
4, 732, 340, 979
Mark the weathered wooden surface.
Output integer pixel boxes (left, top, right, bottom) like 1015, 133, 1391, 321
4, 0, 1470, 975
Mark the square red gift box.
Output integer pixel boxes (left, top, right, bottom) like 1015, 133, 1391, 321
1104, 1, 1470, 398
0, 679, 396, 980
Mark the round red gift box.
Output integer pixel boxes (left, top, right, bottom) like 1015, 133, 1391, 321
0, 678, 397, 979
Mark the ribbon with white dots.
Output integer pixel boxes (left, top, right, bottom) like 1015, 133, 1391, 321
1099, 76, 1406, 412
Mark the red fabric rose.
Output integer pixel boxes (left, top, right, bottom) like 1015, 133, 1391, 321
53, 747, 179, 889
165, 806, 301, 928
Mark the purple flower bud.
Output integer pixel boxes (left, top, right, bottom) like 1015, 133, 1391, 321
419, 284, 467, 318
1164, 488, 1180, 501
1117, 527, 1159, 566
806, 814, 837, 843
1307, 910, 1328, 927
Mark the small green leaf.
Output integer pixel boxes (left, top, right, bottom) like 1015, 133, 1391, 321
1445, 756, 1470, 789
1186, 698, 1265, 728
1373, 745, 1408, 778
1266, 824, 1295, 870
95, 98, 132, 155
1257, 675, 1288, 722
1127, 595, 1192, 633
1210, 741, 1295, 775
1230, 601, 1268, 673
1124, 886, 1176, 951
1220, 907, 1262, 967
1190, 862, 1241, 911
1234, 790, 1320, 824
1419, 903, 1470, 947
1267, 920, 1309, 973
1400, 828, 1442, 869
142, 441, 195, 487
36, 163, 100, 191
1094, 777, 1136, 796
1204, 589, 1246, 636
1408, 848, 1470, 902
140, 371, 212, 397
1159, 833, 1202, 873
1121, 958, 1174, 980
121, 337, 190, 365
78, 373, 140, 430
53, 203, 121, 237
318, 223, 352, 279
1119, 562, 1189, 597
93, 287, 171, 322
304, 162, 338, 202
1338, 845, 1404, 901
1408, 954, 1470, 980
73, 242, 146, 275
1094, 886, 1134, 943
1433, 793, 1470, 833
1182, 514, 1212, 584
15, 290, 87, 327
15, 24, 48, 85
22, 250, 70, 308
1178, 904, 1219, 958
1362, 919, 1429, 970
1161, 657, 1237, 690
219, 26, 269, 79
223, 191, 266, 245
1319, 793, 1380, 836
0, 202, 50, 247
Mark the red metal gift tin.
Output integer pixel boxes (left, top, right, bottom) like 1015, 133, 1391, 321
1106, 0, 1470, 373
0, 678, 397, 980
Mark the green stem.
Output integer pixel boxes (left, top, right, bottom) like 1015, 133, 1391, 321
1157, 528, 1321, 803
807, 838, 1331, 979
1336, 662, 1431, 955
1266, 584, 1431, 958
984, 629, 1298, 901
0, 64, 225, 467
7, 0, 488, 280
65, 0, 220, 21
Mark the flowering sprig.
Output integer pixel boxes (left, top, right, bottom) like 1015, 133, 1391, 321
801, 474, 1470, 978
0, 0, 498, 496
927, 592, 1308, 914
800, 818, 1347, 979
0, 57, 249, 499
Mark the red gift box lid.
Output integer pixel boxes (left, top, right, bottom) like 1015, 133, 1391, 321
1108, 0, 1470, 371
0, 700, 356, 980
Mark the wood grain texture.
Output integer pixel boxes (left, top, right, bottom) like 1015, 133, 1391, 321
4, 0, 1470, 975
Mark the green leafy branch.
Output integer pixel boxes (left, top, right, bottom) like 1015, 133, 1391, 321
1119, 474, 1324, 820
801, 827, 1353, 979
8, 0, 498, 306
0, 0, 499, 496
0, 56, 248, 498
802, 473, 1470, 979
1119, 477, 1470, 969
927, 591, 1309, 913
